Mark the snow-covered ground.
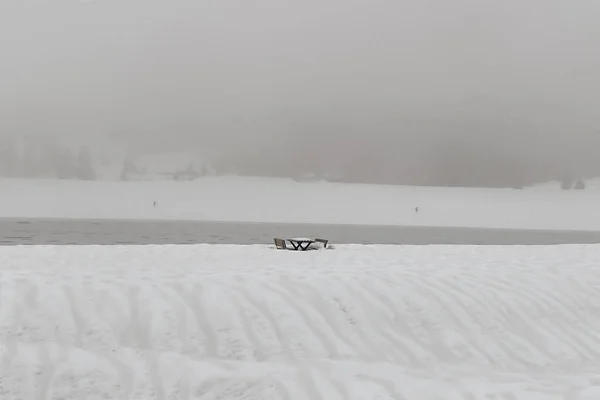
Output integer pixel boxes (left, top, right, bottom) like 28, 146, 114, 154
1, 244, 600, 399
2, 176, 600, 231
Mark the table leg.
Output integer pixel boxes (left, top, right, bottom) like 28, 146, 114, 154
300, 242, 312, 251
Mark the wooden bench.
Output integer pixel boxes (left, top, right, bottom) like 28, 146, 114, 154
274, 237, 287, 250
314, 238, 328, 248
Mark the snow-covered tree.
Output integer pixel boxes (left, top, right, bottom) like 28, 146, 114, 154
19, 146, 39, 178
120, 159, 137, 181
0, 139, 19, 177
574, 179, 586, 190
51, 145, 76, 179
75, 147, 96, 180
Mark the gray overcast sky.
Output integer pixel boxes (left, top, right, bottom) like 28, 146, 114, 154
1, 0, 600, 173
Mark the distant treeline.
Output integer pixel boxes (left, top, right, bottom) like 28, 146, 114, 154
0, 134, 590, 189
0, 137, 96, 180
214, 134, 589, 189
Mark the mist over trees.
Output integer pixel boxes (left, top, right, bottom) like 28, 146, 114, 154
210, 113, 593, 189
1, 0, 599, 187
0, 129, 592, 188
0, 137, 96, 181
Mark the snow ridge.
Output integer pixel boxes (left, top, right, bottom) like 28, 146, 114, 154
1, 244, 600, 399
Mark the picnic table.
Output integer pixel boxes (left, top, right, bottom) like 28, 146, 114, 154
287, 237, 315, 251
274, 237, 329, 251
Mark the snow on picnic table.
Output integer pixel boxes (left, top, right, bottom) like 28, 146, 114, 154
1, 244, 600, 399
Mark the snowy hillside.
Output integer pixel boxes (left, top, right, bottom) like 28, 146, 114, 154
1, 244, 599, 399
2, 176, 600, 230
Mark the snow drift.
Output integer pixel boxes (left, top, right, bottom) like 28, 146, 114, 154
1, 244, 600, 398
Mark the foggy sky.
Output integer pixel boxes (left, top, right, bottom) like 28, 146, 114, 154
1, 0, 600, 180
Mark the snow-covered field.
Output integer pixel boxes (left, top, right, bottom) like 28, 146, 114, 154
1, 244, 600, 399
2, 176, 600, 231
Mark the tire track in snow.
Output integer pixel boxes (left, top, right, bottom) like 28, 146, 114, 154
34, 345, 54, 400
171, 369, 192, 400
482, 287, 559, 368
356, 282, 433, 365
489, 276, 577, 351
417, 277, 499, 366
153, 284, 191, 354
230, 291, 267, 362
427, 274, 529, 366
103, 352, 135, 400
393, 280, 460, 363
144, 350, 165, 400
342, 282, 420, 365
172, 283, 219, 358
434, 274, 551, 369
296, 367, 325, 400
357, 375, 408, 400
281, 276, 374, 361
239, 287, 295, 361
265, 282, 340, 360
126, 286, 149, 350
62, 286, 85, 347
260, 377, 293, 400
329, 376, 352, 400
3, 244, 600, 398
436, 277, 520, 365
0, 280, 20, 370
519, 280, 600, 363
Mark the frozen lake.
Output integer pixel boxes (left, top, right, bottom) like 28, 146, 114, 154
2, 217, 600, 245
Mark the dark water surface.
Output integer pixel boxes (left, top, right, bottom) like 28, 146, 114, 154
1, 218, 600, 246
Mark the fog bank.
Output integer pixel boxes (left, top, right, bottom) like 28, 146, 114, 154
1, 0, 599, 186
